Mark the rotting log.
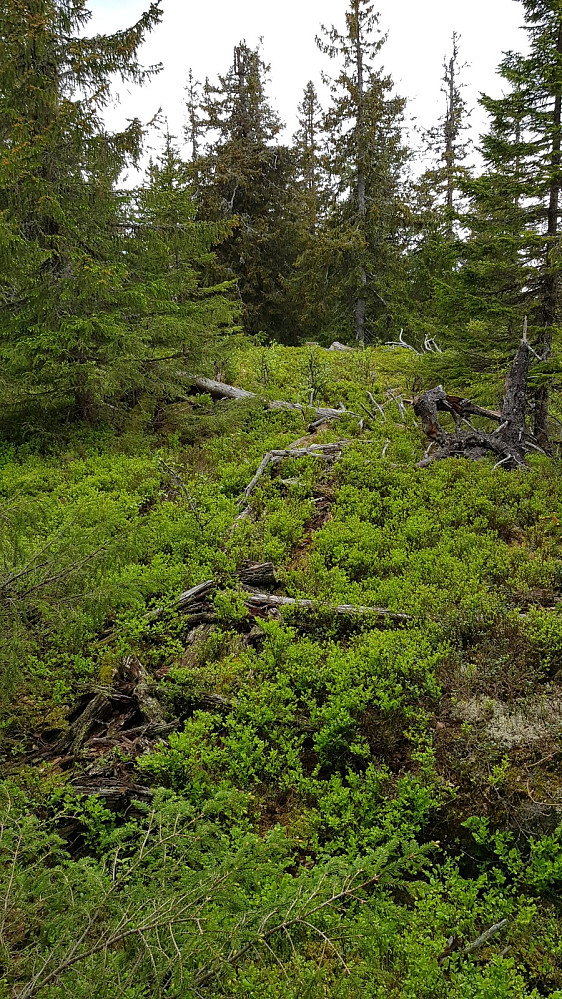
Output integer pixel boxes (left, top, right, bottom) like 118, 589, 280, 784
188, 376, 360, 427
413, 339, 537, 468
244, 592, 411, 623
144, 563, 278, 623
145, 580, 411, 629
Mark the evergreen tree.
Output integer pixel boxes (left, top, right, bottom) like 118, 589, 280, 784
283, 81, 336, 342
127, 132, 238, 400
194, 42, 300, 340
0, 0, 164, 419
185, 68, 203, 162
463, 0, 562, 441
402, 35, 471, 339
426, 33, 471, 227
317, 1, 408, 345
293, 81, 325, 233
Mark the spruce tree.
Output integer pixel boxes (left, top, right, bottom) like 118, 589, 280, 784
194, 42, 300, 341
293, 82, 325, 233
465, 0, 562, 442
403, 35, 471, 339
127, 132, 238, 399
0, 0, 163, 419
425, 34, 471, 229
185, 69, 203, 163
317, 1, 408, 345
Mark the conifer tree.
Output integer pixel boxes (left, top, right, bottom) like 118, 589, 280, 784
0, 0, 164, 419
464, 0, 562, 441
185, 69, 203, 163
293, 82, 325, 233
403, 35, 471, 338
425, 34, 471, 229
127, 132, 237, 398
317, 1, 408, 345
194, 42, 300, 340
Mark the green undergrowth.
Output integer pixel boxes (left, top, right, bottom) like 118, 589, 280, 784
2, 344, 562, 997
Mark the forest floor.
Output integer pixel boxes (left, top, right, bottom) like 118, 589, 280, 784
1, 343, 562, 998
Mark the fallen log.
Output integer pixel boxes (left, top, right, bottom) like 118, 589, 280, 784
188, 376, 360, 427
145, 580, 411, 628
413, 336, 538, 468
244, 592, 412, 623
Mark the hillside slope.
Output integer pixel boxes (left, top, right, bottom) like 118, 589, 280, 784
1, 345, 562, 998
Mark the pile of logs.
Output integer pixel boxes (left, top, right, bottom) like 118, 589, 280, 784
30, 655, 176, 804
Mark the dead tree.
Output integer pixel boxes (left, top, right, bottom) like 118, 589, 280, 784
188, 376, 359, 428
413, 336, 539, 468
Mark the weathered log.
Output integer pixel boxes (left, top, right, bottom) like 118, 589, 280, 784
188, 376, 359, 426
238, 561, 278, 589
244, 592, 412, 623
57, 693, 114, 754
146, 581, 411, 629
68, 777, 153, 802
144, 564, 278, 623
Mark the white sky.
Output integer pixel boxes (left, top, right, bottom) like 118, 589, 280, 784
88, 0, 527, 169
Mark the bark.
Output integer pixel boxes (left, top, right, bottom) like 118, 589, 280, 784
188, 376, 359, 425
354, 4, 367, 347
413, 338, 535, 468
238, 561, 278, 589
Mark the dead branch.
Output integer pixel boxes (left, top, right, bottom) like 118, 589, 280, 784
461, 920, 508, 956
240, 443, 346, 504
157, 457, 205, 529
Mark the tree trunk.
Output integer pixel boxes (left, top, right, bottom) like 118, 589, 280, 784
354, 3, 367, 347
413, 336, 533, 468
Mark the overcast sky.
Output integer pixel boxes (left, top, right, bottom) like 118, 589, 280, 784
88, 0, 527, 170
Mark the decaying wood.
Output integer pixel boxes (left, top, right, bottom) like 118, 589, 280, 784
241, 443, 346, 503
68, 777, 154, 803
31, 655, 178, 806
56, 692, 114, 754
147, 580, 410, 628
238, 561, 278, 589
244, 592, 412, 623
144, 564, 279, 623
413, 339, 537, 468
188, 376, 359, 427
437, 919, 509, 965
